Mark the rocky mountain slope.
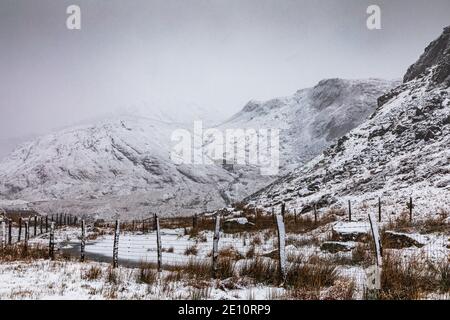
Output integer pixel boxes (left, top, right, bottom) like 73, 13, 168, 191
0, 79, 396, 218
247, 27, 450, 218
220, 78, 397, 173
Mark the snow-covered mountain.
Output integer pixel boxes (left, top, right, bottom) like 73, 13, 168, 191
219, 78, 397, 173
246, 26, 450, 218
0, 79, 396, 218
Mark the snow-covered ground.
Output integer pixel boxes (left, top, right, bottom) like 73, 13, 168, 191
0, 259, 285, 300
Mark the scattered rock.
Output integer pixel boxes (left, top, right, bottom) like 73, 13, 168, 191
320, 241, 356, 253
222, 217, 255, 232
383, 231, 426, 249
331, 222, 370, 242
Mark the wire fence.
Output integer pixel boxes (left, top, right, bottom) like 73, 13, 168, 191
0, 203, 449, 300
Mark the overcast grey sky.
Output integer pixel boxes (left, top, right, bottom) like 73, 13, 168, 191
1, 0, 450, 157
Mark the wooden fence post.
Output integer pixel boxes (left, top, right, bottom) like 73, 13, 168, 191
112, 220, 120, 268
142, 219, 145, 234
314, 204, 318, 225
409, 197, 413, 222
34, 215, 37, 237
156, 215, 162, 272
368, 213, 382, 298
1, 220, 5, 249
212, 213, 221, 278
276, 214, 287, 285
80, 220, 86, 262
18, 217, 22, 242
348, 200, 352, 222
40, 216, 43, 234
294, 209, 297, 225
153, 213, 157, 231
49, 222, 55, 260
24, 221, 29, 250
281, 203, 285, 221
193, 214, 198, 229
46, 216, 49, 233
8, 219, 12, 245
378, 197, 382, 223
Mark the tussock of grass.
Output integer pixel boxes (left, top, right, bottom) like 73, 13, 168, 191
184, 245, 198, 256
137, 264, 158, 285
82, 265, 103, 281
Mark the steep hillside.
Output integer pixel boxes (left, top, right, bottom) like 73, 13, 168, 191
247, 27, 450, 218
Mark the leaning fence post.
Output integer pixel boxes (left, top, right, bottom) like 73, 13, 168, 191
368, 213, 383, 298
113, 220, 120, 268
156, 215, 162, 272
49, 222, 55, 260
271, 207, 275, 224
212, 213, 221, 278
348, 200, 352, 222
80, 220, 86, 262
275, 214, 287, 285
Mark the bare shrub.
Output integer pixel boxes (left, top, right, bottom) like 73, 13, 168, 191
184, 245, 198, 256
82, 265, 103, 281
245, 246, 255, 259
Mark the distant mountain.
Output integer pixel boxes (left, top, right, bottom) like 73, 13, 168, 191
246, 27, 450, 218
220, 78, 398, 173
0, 78, 397, 219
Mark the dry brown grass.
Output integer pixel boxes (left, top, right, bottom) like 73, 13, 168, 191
82, 265, 103, 281
218, 247, 244, 261
0, 244, 48, 262
284, 212, 336, 234
184, 245, 198, 256
106, 266, 120, 285
137, 264, 158, 285
386, 210, 449, 234
240, 255, 338, 290
380, 253, 449, 299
